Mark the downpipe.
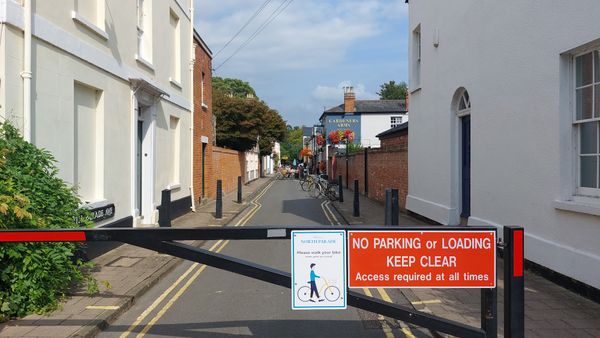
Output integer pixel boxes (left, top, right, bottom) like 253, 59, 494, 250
21, 0, 32, 142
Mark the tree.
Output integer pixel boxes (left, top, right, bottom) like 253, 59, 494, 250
280, 125, 303, 164
213, 91, 263, 151
212, 77, 258, 99
258, 109, 287, 158
377, 81, 408, 100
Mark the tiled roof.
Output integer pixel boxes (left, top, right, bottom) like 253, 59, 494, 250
323, 100, 407, 114
376, 122, 409, 138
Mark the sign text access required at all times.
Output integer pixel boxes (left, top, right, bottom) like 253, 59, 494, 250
349, 231, 496, 288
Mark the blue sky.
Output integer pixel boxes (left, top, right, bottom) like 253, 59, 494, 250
194, 0, 409, 127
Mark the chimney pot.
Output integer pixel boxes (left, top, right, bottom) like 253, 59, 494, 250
344, 86, 356, 113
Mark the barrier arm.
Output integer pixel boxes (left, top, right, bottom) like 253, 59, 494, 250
0, 226, 497, 338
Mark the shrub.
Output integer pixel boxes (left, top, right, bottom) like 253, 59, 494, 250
0, 122, 92, 320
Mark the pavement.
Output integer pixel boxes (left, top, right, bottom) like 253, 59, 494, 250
0, 176, 274, 338
331, 185, 600, 337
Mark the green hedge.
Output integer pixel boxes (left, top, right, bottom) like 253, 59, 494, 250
0, 123, 92, 320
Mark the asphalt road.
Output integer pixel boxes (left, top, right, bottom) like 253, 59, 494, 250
98, 179, 431, 338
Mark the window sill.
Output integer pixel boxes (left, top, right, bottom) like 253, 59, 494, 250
135, 54, 155, 72
71, 11, 108, 40
167, 183, 181, 191
554, 197, 600, 217
169, 78, 182, 90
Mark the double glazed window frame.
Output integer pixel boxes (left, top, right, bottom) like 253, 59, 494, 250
573, 48, 600, 197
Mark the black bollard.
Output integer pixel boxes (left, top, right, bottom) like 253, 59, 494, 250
216, 180, 223, 219
385, 189, 392, 225
158, 189, 172, 227
353, 179, 360, 217
391, 188, 399, 226
338, 175, 344, 203
237, 176, 242, 204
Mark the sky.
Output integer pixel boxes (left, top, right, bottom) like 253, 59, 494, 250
194, 0, 409, 127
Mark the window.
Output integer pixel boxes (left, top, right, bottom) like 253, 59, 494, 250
457, 90, 471, 115
412, 25, 421, 89
74, 82, 104, 203
201, 72, 206, 108
72, 0, 106, 39
136, 0, 153, 65
391, 116, 403, 128
170, 116, 181, 184
169, 10, 181, 85
574, 50, 600, 195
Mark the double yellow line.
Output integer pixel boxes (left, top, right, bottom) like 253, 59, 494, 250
321, 199, 415, 338
120, 180, 275, 338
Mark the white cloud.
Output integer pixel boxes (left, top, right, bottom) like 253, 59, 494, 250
313, 81, 378, 102
194, 0, 399, 74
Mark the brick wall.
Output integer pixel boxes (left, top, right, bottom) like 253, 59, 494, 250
334, 132, 408, 209
193, 37, 214, 202
212, 147, 245, 196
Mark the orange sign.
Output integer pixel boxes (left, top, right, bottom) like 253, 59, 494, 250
348, 231, 496, 288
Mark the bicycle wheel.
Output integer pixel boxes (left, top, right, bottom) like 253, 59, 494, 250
324, 286, 341, 302
326, 185, 338, 201
309, 182, 322, 198
297, 286, 311, 302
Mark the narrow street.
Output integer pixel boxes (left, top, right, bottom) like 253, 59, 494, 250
98, 179, 430, 338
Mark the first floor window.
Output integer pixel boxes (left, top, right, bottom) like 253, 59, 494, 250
391, 116, 403, 128
574, 50, 600, 194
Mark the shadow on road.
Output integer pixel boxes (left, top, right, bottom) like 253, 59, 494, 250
281, 199, 330, 225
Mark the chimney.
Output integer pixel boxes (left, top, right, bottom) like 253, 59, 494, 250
343, 86, 355, 113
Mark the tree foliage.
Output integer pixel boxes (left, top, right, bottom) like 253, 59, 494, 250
213, 90, 286, 153
212, 77, 258, 99
377, 81, 408, 100
0, 123, 93, 320
258, 109, 287, 157
279, 125, 304, 163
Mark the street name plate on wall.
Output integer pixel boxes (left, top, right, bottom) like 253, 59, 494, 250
291, 230, 347, 310
87, 204, 115, 223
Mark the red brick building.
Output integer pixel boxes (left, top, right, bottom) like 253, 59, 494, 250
193, 31, 214, 203
334, 122, 409, 209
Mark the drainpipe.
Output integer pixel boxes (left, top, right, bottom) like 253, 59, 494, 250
21, 0, 32, 142
188, 4, 196, 212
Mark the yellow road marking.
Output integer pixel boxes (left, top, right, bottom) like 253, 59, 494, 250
119, 240, 224, 338
129, 179, 274, 338
411, 299, 442, 305
377, 288, 416, 338
86, 305, 119, 310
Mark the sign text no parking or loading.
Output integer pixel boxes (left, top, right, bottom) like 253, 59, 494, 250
348, 230, 496, 288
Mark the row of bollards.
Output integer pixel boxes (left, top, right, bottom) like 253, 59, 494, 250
216, 176, 244, 219
340, 176, 400, 226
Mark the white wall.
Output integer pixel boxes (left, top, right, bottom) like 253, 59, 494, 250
1, 0, 193, 227
360, 113, 407, 148
408, 0, 600, 289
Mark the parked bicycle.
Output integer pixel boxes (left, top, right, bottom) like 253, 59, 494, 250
309, 176, 338, 201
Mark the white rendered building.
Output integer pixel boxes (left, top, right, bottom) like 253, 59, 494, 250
0, 0, 194, 227
407, 0, 600, 289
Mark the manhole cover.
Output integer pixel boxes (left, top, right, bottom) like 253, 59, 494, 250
108, 257, 143, 267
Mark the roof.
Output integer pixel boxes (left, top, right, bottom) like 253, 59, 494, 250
193, 29, 213, 57
376, 122, 409, 138
320, 100, 407, 120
